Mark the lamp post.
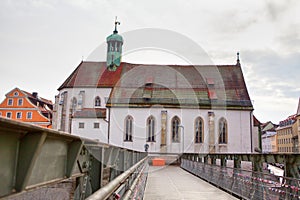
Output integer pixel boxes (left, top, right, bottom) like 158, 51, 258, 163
177, 125, 184, 153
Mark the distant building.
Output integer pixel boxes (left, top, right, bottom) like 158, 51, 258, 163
53, 22, 256, 153
262, 132, 277, 153
276, 98, 300, 153
277, 115, 297, 153
294, 98, 300, 152
0, 87, 53, 128
261, 121, 278, 153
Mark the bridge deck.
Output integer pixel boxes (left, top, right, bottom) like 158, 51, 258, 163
144, 165, 237, 200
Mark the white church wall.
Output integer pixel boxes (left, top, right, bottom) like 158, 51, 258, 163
54, 87, 112, 132
109, 107, 253, 153
71, 118, 108, 142
64, 87, 111, 109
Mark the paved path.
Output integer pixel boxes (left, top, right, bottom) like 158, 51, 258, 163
144, 165, 238, 200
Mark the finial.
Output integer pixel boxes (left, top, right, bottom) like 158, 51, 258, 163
237, 52, 240, 65
114, 16, 120, 34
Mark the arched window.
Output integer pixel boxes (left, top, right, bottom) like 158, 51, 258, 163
124, 116, 133, 141
219, 118, 227, 144
147, 116, 155, 142
172, 116, 181, 142
195, 117, 204, 143
95, 96, 101, 107
71, 97, 77, 114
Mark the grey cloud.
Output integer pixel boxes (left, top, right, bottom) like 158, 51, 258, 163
265, 0, 296, 21
243, 50, 300, 98
277, 28, 300, 52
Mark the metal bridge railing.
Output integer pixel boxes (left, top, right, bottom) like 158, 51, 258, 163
0, 117, 148, 199
86, 156, 148, 200
181, 153, 300, 200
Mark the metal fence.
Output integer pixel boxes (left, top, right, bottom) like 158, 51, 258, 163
181, 157, 300, 200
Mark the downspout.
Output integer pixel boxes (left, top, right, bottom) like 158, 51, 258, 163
108, 107, 111, 144
250, 110, 253, 153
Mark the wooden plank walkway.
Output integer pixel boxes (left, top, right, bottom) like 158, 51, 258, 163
144, 165, 238, 200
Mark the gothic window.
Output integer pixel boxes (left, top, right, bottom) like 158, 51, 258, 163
59, 92, 65, 105
95, 96, 101, 107
124, 116, 133, 141
195, 117, 204, 143
147, 116, 155, 142
172, 116, 181, 142
71, 97, 77, 114
78, 91, 85, 106
219, 118, 228, 144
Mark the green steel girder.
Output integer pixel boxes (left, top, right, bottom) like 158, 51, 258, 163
0, 117, 148, 199
0, 117, 92, 198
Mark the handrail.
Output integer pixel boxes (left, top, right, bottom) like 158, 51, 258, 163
86, 156, 148, 200
122, 161, 147, 200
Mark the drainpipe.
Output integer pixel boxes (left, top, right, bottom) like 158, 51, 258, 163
250, 110, 253, 153
108, 107, 111, 144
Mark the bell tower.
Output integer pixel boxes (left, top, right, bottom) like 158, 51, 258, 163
106, 17, 123, 71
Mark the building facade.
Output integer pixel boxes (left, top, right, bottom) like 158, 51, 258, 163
277, 115, 296, 153
262, 131, 277, 153
0, 87, 53, 128
53, 23, 257, 153
261, 121, 278, 153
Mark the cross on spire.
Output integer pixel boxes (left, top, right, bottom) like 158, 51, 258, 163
237, 52, 240, 65
114, 16, 120, 34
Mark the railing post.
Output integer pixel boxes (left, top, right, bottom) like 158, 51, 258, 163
251, 154, 263, 199
220, 155, 226, 167
233, 155, 242, 196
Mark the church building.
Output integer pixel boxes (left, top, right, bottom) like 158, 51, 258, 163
53, 21, 256, 153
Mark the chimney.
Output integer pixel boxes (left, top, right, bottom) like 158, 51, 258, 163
32, 92, 38, 98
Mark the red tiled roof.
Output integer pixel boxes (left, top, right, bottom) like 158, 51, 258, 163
253, 115, 261, 126
59, 61, 253, 109
21, 90, 53, 106
58, 61, 123, 89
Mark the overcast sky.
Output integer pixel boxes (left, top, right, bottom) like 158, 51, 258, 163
0, 0, 299, 123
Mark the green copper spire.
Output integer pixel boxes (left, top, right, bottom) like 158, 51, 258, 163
106, 17, 123, 71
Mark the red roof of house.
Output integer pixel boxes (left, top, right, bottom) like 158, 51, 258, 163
253, 115, 261, 126
59, 61, 253, 109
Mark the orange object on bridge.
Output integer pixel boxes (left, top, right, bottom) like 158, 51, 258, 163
152, 158, 165, 166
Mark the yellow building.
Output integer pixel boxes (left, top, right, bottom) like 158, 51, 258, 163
277, 114, 297, 153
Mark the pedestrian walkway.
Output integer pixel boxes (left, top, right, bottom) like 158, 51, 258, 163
144, 165, 237, 200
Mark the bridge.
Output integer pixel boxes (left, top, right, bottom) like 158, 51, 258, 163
1, 117, 300, 200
